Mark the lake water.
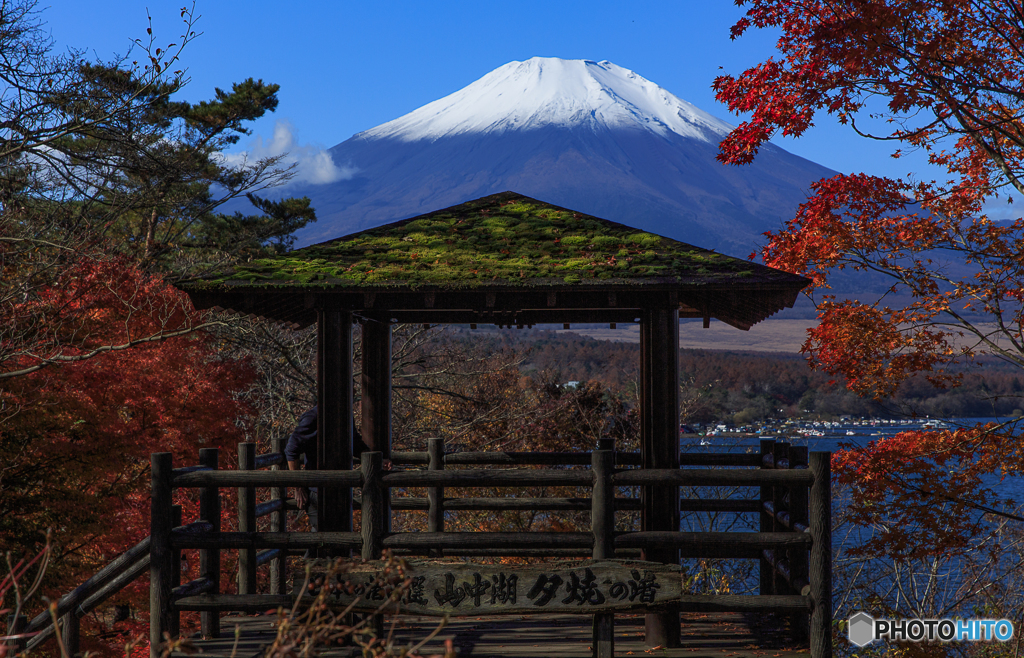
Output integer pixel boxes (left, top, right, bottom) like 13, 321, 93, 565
678, 417, 1024, 602
687, 416, 1024, 502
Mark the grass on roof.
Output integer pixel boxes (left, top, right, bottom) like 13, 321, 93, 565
203, 195, 756, 288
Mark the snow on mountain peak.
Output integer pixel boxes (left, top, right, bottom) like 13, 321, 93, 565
360, 57, 734, 143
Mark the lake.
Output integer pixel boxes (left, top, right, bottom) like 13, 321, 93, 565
687, 416, 1024, 501
675, 416, 1024, 603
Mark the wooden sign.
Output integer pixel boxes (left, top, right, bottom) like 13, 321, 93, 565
295, 559, 681, 616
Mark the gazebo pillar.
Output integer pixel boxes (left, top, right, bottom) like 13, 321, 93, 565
640, 298, 681, 647
317, 309, 354, 544
361, 316, 393, 548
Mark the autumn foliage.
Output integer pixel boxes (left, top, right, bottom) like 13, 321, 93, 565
715, 0, 1024, 389
832, 423, 1024, 558
0, 2, 316, 649
715, 0, 1024, 624
0, 257, 254, 651
1, 252, 216, 378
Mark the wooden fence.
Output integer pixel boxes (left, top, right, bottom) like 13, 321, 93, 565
146, 438, 831, 658
4, 437, 829, 658
6, 439, 289, 658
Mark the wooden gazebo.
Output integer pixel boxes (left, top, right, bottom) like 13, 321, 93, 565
178, 191, 811, 646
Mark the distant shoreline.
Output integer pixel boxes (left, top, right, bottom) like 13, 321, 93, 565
555, 319, 819, 353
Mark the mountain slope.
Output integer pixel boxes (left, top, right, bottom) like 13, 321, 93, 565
290, 58, 836, 256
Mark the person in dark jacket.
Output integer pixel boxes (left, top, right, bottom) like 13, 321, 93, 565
285, 406, 388, 530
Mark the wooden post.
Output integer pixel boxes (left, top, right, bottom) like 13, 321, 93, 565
169, 505, 182, 638
59, 610, 79, 657
592, 449, 615, 658
759, 438, 775, 597
789, 446, 810, 644
362, 316, 392, 538
6, 614, 27, 655
772, 442, 790, 595
427, 438, 444, 557
361, 452, 384, 561
150, 452, 174, 658
198, 448, 220, 639
318, 308, 355, 546
237, 442, 257, 595
360, 451, 385, 638
591, 449, 615, 559
640, 301, 680, 647
809, 452, 832, 658
270, 438, 287, 595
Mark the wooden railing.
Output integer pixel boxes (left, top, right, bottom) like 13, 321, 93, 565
151, 438, 832, 658
17, 536, 151, 654
151, 439, 291, 647
11, 439, 288, 658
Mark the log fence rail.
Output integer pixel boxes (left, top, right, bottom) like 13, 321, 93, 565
9, 438, 830, 658
156, 437, 831, 658
11, 439, 289, 656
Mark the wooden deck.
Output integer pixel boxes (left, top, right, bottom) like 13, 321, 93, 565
179, 613, 810, 658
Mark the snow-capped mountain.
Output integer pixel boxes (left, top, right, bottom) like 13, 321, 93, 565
362, 58, 732, 142
290, 57, 835, 255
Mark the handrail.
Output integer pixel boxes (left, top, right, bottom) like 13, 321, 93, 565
25, 439, 289, 657
172, 465, 213, 476
255, 453, 284, 469
255, 499, 286, 518
171, 531, 362, 550
763, 501, 810, 533
24, 536, 151, 634
388, 449, 761, 467
383, 469, 593, 487
614, 468, 814, 487
170, 577, 215, 600
348, 494, 756, 513
174, 469, 362, 487
24, 551, 150, 651
172, 464, 809, 490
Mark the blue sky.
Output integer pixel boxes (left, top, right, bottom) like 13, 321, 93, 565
42, 1, 940, 186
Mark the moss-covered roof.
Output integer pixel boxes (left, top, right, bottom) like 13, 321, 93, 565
184, 192, 802, 291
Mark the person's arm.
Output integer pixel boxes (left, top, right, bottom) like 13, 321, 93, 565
287, 459, 310, 510
285, 409, 318, 510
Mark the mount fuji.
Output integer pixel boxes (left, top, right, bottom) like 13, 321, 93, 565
289, 58, 836, 256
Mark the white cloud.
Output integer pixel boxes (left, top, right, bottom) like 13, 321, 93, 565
223, 120, 357, 186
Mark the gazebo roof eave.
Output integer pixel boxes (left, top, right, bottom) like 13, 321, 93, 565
185, 279, 805, 332
175, 191, 811, 329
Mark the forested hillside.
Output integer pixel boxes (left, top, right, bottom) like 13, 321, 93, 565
446, 326, 1024, 422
